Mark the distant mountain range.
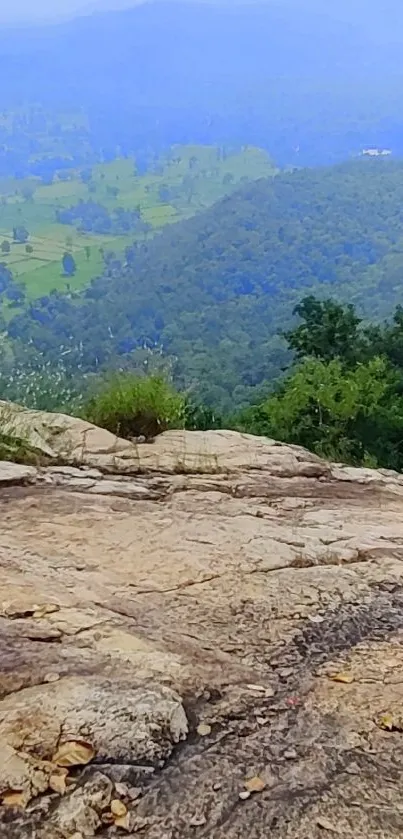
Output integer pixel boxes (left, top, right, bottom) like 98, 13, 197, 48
3, 0, 403, 35
1, 1, 402, 167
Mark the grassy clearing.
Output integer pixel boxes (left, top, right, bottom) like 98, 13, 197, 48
0, 144, 276, 303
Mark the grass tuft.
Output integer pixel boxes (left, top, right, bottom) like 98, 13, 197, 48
0, 403, 49, 465
83, 373, 185, 440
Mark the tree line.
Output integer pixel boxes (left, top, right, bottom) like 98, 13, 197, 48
234, 296, 403, 470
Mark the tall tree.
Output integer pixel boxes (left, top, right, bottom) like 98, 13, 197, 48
62, 252, 77, 277
285, 296, 363, 364
12, 226, 29, 245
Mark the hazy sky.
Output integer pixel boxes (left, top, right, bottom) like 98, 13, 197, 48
2, 0, 402, 30
0, 0, 144, 23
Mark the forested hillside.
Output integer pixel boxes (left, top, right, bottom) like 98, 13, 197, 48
7, 158, 403, 410
0, 144, 274, 300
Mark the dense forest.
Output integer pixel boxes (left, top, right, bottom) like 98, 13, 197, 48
7, 157, 403, 410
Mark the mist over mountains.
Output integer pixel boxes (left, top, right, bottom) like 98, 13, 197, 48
1, 1, 403, 166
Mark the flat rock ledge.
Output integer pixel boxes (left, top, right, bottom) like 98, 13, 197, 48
2, 411, 403, 837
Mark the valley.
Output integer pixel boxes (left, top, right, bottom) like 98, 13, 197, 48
0, 144, 275, 300
3, 4, 403, 839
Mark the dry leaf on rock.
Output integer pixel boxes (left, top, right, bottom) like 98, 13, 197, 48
49, 770, 68, 795
1, 789, 26, 808
33, 603, 60, 619
111, 799, 128, 818
52, 740, 95, 767
115, 813, 131, 831
317, 816, 340, 832
244, 776, 266, 793
328, 673, 354, 684
197, 723, 211, 737
376, 713, 396, 731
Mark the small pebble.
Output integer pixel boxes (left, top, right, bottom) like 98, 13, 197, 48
115, 782, 129, 798
283, 748, 297, 760
189, 815, 207, 827
197, 723, 212, 736
128, 787, 142, 801
279, 668, 294, 678
44, 672, 60, 683
239, 790, 251, 801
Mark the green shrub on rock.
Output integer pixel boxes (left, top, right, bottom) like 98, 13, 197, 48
83, 374, 185, 440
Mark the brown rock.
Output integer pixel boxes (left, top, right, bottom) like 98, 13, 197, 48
1, 416, 403, 836
50, 772, 112, 836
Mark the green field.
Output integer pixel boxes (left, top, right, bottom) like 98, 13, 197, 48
0, 145, 276, 301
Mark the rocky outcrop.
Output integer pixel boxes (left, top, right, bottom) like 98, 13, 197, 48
2, 419, 403, 837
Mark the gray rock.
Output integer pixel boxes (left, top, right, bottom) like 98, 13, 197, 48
0, 461, 37, 485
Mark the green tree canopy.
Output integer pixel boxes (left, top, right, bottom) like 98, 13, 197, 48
285, 296, 363, 364
237, 356, 403, 467
62, 252, 77, 277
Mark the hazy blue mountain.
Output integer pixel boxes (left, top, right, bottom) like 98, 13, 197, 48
1, 1, 403, 166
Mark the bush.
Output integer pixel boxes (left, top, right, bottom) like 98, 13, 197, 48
83, 374, 185, 439
0, 430, 42, 465
184, 399, 223, 430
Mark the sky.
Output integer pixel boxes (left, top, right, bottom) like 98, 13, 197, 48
1, 0, 402, 31
0, 0, 143, 23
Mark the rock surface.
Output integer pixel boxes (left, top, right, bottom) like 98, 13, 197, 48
2, 420, 403, 836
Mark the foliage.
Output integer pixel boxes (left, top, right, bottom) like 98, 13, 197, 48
235, 295, 403, 469
0, 403, 47, 465
56, 201, 149, 236
184, 399, 223, 431
10, 158, 403, 410
0, 428, 42, 464
83, 373, 186, 440
0, 348, 84, 413
0, 144, 274, 303
62, 252, 77, 277
238, 356, 403, 467
13, 226, 29, 244
285, 296, 363, 365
